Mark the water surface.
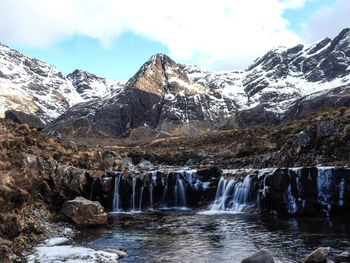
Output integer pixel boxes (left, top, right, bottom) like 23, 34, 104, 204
74, 210, 350, 263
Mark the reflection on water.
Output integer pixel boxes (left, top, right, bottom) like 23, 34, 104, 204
74, 210, 350, 263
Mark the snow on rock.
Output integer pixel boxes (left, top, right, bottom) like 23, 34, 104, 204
0, 42, 83, 123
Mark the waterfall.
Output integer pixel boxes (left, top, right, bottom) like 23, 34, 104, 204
175, 174, 187, 208
131, 178, 136, 211
161, 185, 168, 207
139, 186, 144, 211
286, 170, 297, 214
208, 175, 255, 212
317, 167, 333, 215
112, 175, 121, 212
149, 184, 154, 209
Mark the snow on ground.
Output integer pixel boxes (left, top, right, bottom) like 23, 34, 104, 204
27, 237, 121, 263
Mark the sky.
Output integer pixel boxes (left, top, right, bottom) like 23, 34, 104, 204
0, 0, 349, 80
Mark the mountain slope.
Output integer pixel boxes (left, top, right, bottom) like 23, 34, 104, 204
0, 43, 84, 123
67, 69, 125, 100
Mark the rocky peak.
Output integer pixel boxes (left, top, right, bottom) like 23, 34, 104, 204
125, 53, 208, 96
67, 69, 125, 100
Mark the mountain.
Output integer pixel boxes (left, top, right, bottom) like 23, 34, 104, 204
0, 43, 84, 123
67, 69, 125, 101
45, 28, 350, 140
46, 54, 237, 139
1, 28, 350, 140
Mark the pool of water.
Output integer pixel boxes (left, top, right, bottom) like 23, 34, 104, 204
73, 210, 350, 263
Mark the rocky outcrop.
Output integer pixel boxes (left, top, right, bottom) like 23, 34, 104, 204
304, 247, 331, 263
62, 197, 107, 227
4, 110, 45, 130
241, 249, 275, 263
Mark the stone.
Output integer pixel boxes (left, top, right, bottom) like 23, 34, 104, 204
241, 249, 275, 263
62, 197, 107, 227
5, 110, 45, 130
304, 247, 331, 263
0, 239, 12, 263
103, 248, 128, 258
296, 131, 310, 147
136, 160, 153, 170
318, 120, 335, 137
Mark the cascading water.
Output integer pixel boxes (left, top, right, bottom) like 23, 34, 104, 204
286, 170, 297, 214
112, 175, 121, 212
139, 186, 144, 212
175, 174, 186, 207
149, 184, 154, 209
131, 178, 136, 211
208, 175, 256, 212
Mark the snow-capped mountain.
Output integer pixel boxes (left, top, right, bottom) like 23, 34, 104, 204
0, 43, 84, 123
181, 28, 350, 115
45, 28, 350, 139
67, 69, 125, 100
0, 44, 126, 123
46, 54, 238, 139
1, 28, 350, 139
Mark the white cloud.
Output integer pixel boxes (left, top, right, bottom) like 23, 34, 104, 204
303, 0, 350, 43
0, 0, 307, 70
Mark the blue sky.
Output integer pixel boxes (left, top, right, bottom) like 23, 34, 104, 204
0, 0, 348, 80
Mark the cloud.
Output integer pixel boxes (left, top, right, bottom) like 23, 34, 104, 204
0, 0, 306, 70
303, 0, 350, 43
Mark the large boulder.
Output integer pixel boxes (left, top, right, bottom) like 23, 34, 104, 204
304, 247, 331, 263
62, 197, 107, 227
5, 110, 45, 130
241, 249, 275, 263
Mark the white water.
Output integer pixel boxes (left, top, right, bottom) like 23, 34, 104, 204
131, 178, 137, 211
317, 167, 333, 215
207, 175, 255, 213
139, 186, 144, 212
112, 175, 121, 212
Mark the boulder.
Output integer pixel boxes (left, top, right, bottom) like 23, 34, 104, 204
241, 249, 275, 263
5, 110, 45, 130
103, 248, 128, 258
304, 247, 331, 263
136, 160, 153, 170
318, 120, 335, 137
62, 197, 107, 227
296, 131, 310, 147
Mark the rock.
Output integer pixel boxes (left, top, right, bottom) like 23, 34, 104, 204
62, 197, 107, 227
63, 141, 78, 151
296, 131, 310, 147
304, 247, 331, 263
5, 110, 45, 130
102, 151, 117, 166
136, 160, 153, 170
103, 248, 128, 258
0, 239, 12, 263
318, 120, 335, 137
241, 249, 275, 263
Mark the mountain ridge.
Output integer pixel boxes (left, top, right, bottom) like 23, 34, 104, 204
1, 28, 350, 140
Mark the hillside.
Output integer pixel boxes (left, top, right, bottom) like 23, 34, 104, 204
119, 106, 350, 168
